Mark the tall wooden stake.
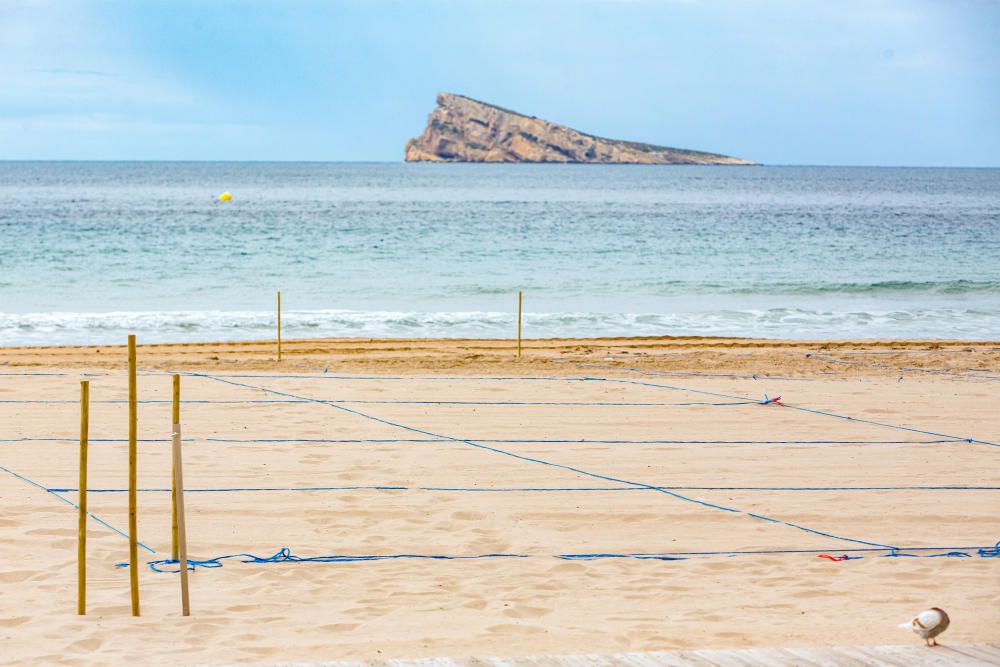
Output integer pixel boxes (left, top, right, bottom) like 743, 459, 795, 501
77, 380, 89, 616
171, 374, 191, 616
517, 290, 523, 359
171, 375, 179, 560
277, 290, 282, 361
128, 334, 140, 616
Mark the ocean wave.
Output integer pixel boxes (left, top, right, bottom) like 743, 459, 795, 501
725, 280, 1000, 296
1, 307, 998, 346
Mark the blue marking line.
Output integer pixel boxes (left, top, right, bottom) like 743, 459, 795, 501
142, 372, 599, 381
0, 438, 181, 443
126, 542, 1000, 572
0, 398, 758, 407
202, 437, 959, 445
3, 437, 957, 445
598, 375, 1000, 448
0, 463, 155, 553
48, 484, 1000, 494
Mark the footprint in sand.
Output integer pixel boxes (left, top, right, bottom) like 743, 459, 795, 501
67, 638, 103, 652
486, 623, 546, 635
25, 527, 75, 537
319, 623, 360, 632
503, 604, 552, 619
0, 570, 35, 583
86, 605, 121, 616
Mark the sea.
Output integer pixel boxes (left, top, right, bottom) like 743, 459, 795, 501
1, 162, 998, 346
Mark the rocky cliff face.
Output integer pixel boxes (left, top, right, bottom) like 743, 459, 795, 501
405, 93, 753, 165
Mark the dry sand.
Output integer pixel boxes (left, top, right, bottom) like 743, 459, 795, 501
0, 337, 998, 665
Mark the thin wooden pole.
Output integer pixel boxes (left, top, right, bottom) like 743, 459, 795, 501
171, 375, 179, 561
127, 334, 140, 616
277, 290, 282, 362
517, 290, 523, 359
171, 374, 191, 616
77, 380, 89, 616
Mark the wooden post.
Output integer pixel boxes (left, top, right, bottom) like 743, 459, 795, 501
77, 380, 89, 616
127, 334, 140, 616
171, 374, 191, 616
171, 375, 179, 561
517, 290, 523, 359
277, 290, 282, 362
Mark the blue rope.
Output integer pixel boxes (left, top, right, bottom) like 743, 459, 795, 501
125, 548, 527, 573
202, 437, 958, 445
128, 542, 1000, 572
144, 372, 598, 381
185, 371, 896, 550
4, 437, 958, 446
57, 485, 411, 493
0, 398, 759, 407
0, 463, 155, 553
0, 399, 312, 405
49, 484, 1000, 494
0, 438, 181, 443
979, 541, 1000, 558
0, 372, 66, 376
599, 376, 1000, 448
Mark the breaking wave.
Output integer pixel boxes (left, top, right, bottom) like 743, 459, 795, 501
2, 307, 998, 346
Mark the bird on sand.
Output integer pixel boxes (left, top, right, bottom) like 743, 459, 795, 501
900, 608, 950, 647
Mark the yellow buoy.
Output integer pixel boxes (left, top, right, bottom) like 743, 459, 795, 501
218, 191, 233, 202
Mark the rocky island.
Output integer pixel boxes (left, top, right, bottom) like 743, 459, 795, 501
405, 93, 753, 165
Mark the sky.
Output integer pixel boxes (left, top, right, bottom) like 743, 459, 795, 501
1, 0, 999, 166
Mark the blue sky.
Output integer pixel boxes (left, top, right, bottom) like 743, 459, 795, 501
2, 0, 998, 165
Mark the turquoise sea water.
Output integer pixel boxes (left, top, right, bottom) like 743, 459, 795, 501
1, 162, 998, 345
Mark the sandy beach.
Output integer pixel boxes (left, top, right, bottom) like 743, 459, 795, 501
1, 336, 998, 665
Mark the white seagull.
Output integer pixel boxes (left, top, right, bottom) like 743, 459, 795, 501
899, 607, 950, 647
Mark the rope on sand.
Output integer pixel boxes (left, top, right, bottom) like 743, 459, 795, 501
594, 375, 1000, 447
49, 484, 1000, 494
4, 436, 958, 444
126, 542, 1000, 572
0, 463, 155, 553
200, 437, 965, 446
123, 548, 527, 572
141, 372, 601, 381
0, 398, 762, 407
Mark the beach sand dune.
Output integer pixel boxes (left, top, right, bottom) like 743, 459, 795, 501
0, 337, 997, 665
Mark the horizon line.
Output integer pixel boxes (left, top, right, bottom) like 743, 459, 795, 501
2, 160, 999, 169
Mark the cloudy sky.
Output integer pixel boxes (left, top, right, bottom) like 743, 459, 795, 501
2, 0, 998, 165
